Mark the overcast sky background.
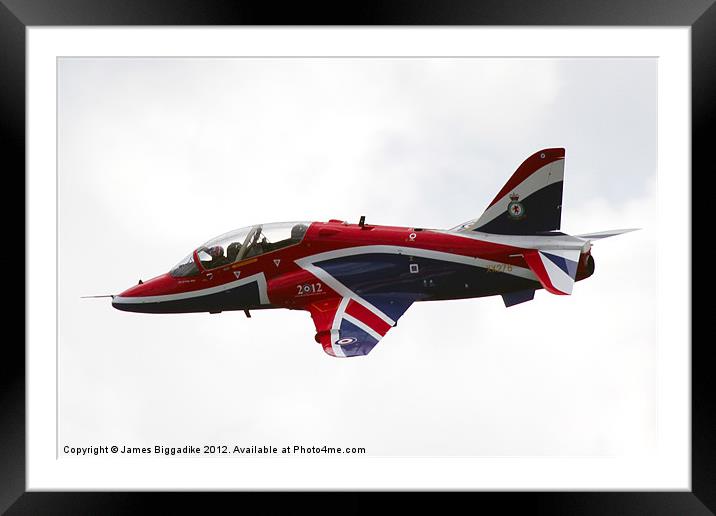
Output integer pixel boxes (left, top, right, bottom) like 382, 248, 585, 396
58, 58, 656, 456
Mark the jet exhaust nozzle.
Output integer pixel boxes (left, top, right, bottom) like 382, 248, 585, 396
576, 253, 595, 281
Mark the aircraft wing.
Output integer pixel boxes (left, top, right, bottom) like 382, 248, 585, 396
305, 293, 418, 357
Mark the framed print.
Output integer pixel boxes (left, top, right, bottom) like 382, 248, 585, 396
4, 1, 708, 513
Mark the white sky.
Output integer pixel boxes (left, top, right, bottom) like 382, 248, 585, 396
58, 58, 656, 456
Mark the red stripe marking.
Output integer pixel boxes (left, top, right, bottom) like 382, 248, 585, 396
523, 250, 567, 295
488, 148, 565, 208
345, 300, 392, 336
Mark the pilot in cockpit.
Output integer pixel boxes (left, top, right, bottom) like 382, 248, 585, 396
290, 223, 308, 241
226, 242, 242, 262
206, 245, 229, 268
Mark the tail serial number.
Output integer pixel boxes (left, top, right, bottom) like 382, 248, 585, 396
486, 264, 513, 273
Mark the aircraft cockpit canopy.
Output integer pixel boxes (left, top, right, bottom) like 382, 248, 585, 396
170, 221, 310, 277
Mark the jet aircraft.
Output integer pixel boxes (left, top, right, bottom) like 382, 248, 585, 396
109, 148, 635, 357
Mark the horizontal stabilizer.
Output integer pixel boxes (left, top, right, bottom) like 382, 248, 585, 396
523, 249, 581, 295
577, 228, 639, 240
502, 289, 535, 307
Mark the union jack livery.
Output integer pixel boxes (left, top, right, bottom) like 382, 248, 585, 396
108, 148, 636, 357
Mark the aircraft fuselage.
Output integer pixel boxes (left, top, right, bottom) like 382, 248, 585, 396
112, 220, 594, 315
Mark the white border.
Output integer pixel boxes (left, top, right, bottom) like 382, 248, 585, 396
27, 27, 690, 490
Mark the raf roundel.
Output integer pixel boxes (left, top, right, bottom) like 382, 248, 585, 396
336, 337, 357, 346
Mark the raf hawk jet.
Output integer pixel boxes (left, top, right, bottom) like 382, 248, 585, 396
107, 148, 635, 357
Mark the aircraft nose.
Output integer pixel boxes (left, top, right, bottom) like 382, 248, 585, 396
112, 273, 176, 313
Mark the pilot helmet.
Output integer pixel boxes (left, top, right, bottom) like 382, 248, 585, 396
207, 245, 224, 257
291, 224, 308, 239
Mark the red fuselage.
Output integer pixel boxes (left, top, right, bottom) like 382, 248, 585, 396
112, 220, 593, 315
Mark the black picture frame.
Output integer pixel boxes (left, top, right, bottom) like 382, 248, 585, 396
3, 1, 708, 513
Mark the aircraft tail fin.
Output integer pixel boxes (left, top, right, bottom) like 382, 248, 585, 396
453, 148, 565, 235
